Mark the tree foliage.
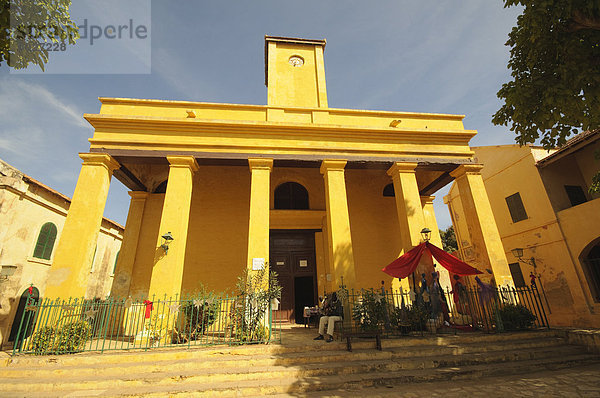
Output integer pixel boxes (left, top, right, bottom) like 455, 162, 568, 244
0, 0, 79, 71
440, 226, 458, 253
492, 0, 600, 149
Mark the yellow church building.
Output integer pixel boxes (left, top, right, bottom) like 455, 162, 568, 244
45, 36, 515, 323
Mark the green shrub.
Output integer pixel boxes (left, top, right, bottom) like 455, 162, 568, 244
30, 321, 91, 355
172, 301, 218, 344
31, 326, 55, 355
54, 321, 91, 353
232, 267, 281, 342
352, 290, 388, 331
498, 304, 536, 330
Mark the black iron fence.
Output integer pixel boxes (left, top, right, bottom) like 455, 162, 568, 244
331, 284, 548, 337
11, 292, 281, 356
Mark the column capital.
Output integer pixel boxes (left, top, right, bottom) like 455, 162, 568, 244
79, 153, 120, 172
248, 158, 273, 171
387, 162, 418, 176
167, 156, 199, 172
420, 195, 436, 205
128, 191, 150, 201
320, 159, 347, 174
450, 164, 484, 178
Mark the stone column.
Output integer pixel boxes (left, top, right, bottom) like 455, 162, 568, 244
147, 156, 198, 298
387, 162, 429, 289
421, 195, 452, 291
450, 164, 514, 286
246, 159, 273, 276
320, 160, 356, 290
110, 191, 149, 299
46, 153, 120, 299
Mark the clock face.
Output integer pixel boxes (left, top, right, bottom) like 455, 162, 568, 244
288, 56, 304, 67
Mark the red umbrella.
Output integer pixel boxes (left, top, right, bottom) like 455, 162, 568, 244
382, 241, 483, 279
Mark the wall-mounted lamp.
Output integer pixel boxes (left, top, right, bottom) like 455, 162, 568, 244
160, 232, 174, 254
0, 265, 17, 281
511, 247, 525, 259
511, 247, 551, 312
420, 227, 432, 242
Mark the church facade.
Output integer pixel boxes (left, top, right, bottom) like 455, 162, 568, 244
45, 36, 514, 322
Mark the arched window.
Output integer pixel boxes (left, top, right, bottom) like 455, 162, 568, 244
582, 243, 600, 303
383, 183, 395, 197
154, 180, 168, 193
274, 182, 309, 210
112, 251, 120, 275
33, 222, 57, 260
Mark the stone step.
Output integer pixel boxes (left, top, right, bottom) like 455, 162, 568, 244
4, 330, 558, 369
0, 335, 565, 378
27, 353, 600, 398
0, 344, 588, 393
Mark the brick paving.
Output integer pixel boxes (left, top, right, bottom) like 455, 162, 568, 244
305, 363, 600, 398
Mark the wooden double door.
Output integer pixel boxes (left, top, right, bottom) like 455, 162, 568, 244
270, 230, 318, 324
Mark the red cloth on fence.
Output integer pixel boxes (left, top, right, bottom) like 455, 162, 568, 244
143, 300, 153, 319
382, 242, 482, 279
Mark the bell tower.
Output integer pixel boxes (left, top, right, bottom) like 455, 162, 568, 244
265, 36, 328, 108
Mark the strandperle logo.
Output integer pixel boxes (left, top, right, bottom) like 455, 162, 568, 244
78, 19, 148, 45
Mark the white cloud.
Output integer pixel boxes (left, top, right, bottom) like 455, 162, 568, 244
0, 78, 91, 193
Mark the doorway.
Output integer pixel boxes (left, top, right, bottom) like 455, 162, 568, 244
9, 287, 40, 350
270, 230, 318, 323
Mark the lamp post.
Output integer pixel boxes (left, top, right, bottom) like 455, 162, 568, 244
160, 232, 174, 254
511, 247, 551, 313
420, 228, 431, 242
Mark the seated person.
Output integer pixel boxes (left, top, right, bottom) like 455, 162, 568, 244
314, 292, 343, 342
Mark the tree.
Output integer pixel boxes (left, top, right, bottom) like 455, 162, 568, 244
0, 0, 79, 71
440, 226, 458, 253
492, 0, 600, 148
492, 0, 600, 192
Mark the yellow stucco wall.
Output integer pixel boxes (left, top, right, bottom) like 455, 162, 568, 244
346, 169, 401, 289
447, 145, 600, 327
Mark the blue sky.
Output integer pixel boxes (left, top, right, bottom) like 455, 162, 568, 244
0, 1, 523, 229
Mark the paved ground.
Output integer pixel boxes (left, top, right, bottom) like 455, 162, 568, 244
279, 362, 600, 398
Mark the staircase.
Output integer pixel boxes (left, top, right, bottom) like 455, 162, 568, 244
1, 329, 598, 397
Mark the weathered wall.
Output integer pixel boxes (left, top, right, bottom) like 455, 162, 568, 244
446, 145, 600, 327
0, 160, 123, 348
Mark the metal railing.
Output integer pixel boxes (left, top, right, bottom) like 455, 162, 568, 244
12, 292, 281, 356
333, 283, 549, 337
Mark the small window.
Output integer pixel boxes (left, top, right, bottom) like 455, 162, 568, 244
383, 183, 395, 197
505, 192, 528, 223
565, 185, 587, 207
33, 222, 58, 260
508, 262, 526, 288
112, 251, 120, 276
274, 182, 309, 210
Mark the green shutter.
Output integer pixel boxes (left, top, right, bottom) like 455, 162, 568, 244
33, 223, 57, 260
113, 251, 120, 275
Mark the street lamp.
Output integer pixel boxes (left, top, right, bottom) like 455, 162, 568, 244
420, 228, 431, 242
511, 247, 551, 313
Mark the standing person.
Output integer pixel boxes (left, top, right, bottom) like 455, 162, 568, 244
314, 292, 343, 342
